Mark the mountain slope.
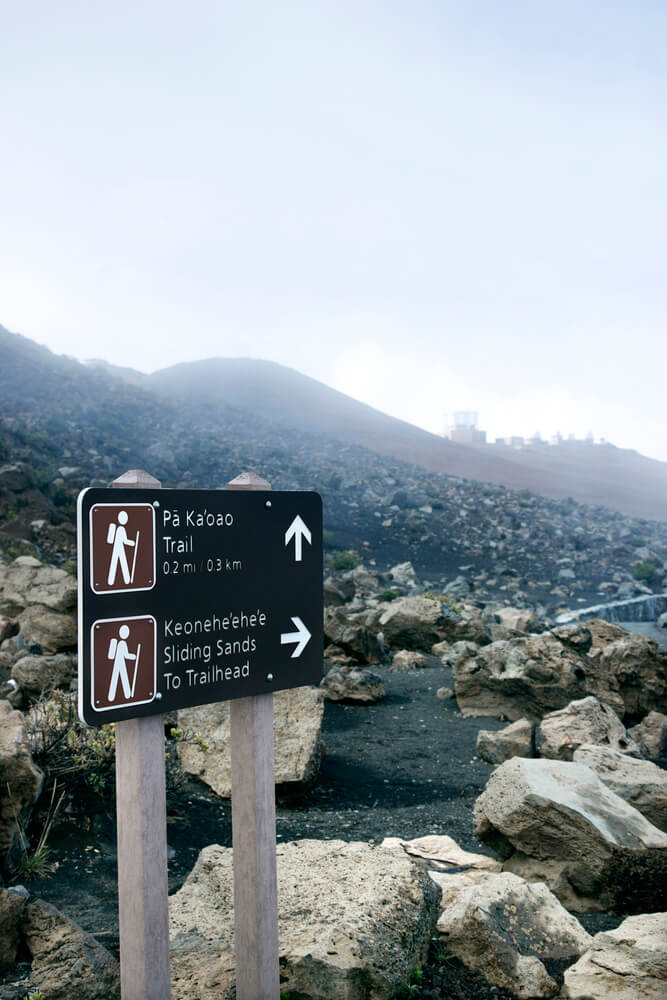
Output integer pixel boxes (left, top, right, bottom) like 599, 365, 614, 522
146, 357, 667, 523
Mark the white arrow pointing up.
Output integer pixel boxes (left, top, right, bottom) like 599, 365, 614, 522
285, 514, 312, 562
280, 616, 311, 658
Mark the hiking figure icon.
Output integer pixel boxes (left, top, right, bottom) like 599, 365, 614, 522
107, 624, 142, 702
106, 510, 141, 586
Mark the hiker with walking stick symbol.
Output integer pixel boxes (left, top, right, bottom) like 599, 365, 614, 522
107, 510, 140, 586
89, 502, 155, 594
90, 614, 157, 712
107, 624, 141, 702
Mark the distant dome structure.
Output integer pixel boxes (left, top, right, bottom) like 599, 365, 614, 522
444, 410, 487, 445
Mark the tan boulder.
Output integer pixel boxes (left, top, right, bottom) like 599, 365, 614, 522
0, 556, 77, 616
23, 899, 120, 1000
16, 605, 77, 653
169, 838, 441, 1000
562, 911, 667, 999
538, 697, 640, 761
573, 744, 667, 831
473, 757, 667, 912
177, 685, 324, 796
0, 700, 44, 863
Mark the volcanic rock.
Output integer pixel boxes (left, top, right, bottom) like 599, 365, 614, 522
476, 718, 535, 765
562, 911, 667, 1000
473, 757, 667, 912
176, 686, 324, 797
169, 839, 441, 1000
538, 697, 641, 761
572, 744, 667, 832
320, 665, 385, 703
22, 899, 120, 1000
436, 871, 591, 999
0, 700, 44, 865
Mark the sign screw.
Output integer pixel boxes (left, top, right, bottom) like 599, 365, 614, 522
265, 500, 272, 508
266, 673, 274, 682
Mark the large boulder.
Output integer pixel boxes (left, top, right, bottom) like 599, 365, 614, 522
573, 744, 667, 832
177, 686, 324, 797
538, 697, 640, 761
11, 653, 77, 698
562, 911, 667, 999
629, 711, 667, 761
584, 620, 667, 721
452, 621, 667, 722
0, 700, 44, 865
324, 606, 383, 663
379, 596, 489, 652
16, 605, 77, 654
320, 665, 385, 703
452, 632, 588, 721
23, 899, 120, 1000
0, 556, 77, 616
473, 757, 667, 912
169, 839, 441, 1000
436, 872, 592, 999
0, 885, 28, 961
476, 719, 535, 765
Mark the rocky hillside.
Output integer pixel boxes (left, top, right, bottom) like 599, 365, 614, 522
1, 325, 666, 614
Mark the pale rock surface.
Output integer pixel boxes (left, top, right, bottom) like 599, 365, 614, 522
23, 899, 120, 1000
453, 620, 667, 722
379, 596, 489, 652
436, 872, 592, 999
379, 596, 449, 651
494, 607, 541, 634
324, 606, 383, 663
0, 700, 44, 863
573, 744, 667, 831
453, 632, 588, 721
584, 620, 667, 720
562, 911, 667, 999
391, 649, 428, 670
320, 664, 385, 703
0, 556, 77, 616
476, 719, 534, 765
177, 685, 324, 796
538, 697, 640, 761
169, 839, 441, 1000
381, 834, 501, 876
0, 886, 28, 962
16, 605, 77, 653
388, 561, 417, 589
473, 757, 667, 911
629, 711, 667, 761
11, 653, 77, 697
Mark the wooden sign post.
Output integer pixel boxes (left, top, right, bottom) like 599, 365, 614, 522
112, 470, 171, 1000
226, 471, 280, 1000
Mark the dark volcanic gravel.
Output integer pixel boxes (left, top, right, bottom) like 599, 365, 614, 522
2, 665, 621, 1000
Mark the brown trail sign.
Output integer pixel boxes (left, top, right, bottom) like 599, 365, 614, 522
77, 469, 323, 1000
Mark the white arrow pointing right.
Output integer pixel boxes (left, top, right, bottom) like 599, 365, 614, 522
280, 616, 311, 658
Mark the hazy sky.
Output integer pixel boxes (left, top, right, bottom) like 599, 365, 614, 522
2, 1, 666, 460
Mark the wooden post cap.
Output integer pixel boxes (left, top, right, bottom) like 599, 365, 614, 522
112, 469, 162, 489
225, 470, 272, 491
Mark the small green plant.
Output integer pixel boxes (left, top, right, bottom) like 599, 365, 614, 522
632, 561, 660, 586
7, 780, 65, 881
394, 967, 424, 998
381, 589, 398, 601
22, 992, 46, 1000
331, 549, 361, 571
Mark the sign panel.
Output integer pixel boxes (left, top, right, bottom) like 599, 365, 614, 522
77, 488, 323, 725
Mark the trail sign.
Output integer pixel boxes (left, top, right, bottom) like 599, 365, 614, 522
77, 487, 323, 725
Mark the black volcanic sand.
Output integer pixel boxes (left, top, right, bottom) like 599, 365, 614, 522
2, 665, 625, 1000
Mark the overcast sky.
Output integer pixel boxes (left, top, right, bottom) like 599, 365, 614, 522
2, 1, 666, 460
